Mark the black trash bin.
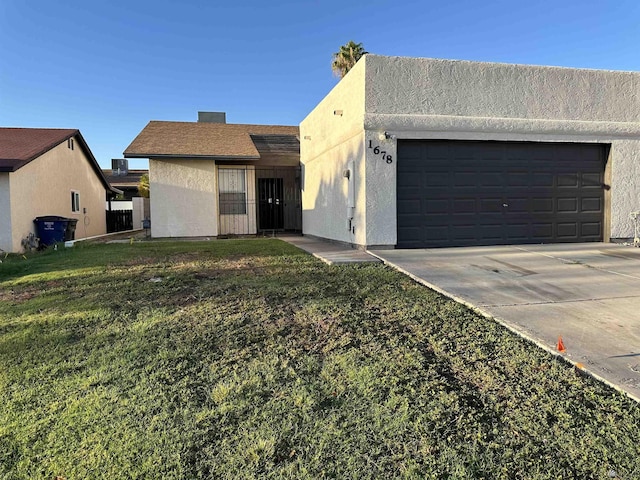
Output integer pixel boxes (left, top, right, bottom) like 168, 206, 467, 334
34, 216, 69, 247
65, 218, 78, 241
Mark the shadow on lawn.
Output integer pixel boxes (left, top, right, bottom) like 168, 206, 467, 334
0, 253, 336, 363
0, 239, 308, 283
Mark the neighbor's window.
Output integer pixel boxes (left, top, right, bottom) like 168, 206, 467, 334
71, 191, 80, 213
218, 169, 247, 215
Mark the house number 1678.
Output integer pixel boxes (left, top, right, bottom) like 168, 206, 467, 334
368, 140, 393, 164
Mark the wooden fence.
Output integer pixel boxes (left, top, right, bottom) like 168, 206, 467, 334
106, 210, 133, 233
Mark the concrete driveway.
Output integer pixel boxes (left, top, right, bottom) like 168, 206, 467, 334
369, 243, 640, 401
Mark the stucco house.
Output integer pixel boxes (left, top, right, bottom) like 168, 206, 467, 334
0, 128, 117, 252
124, 113, 301, 238
301, 55, 640, 248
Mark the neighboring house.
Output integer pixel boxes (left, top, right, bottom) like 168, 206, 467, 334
103, 159, 147, 201
103, 159, 150, 232
0, 127, 118, 252
301, 55, 640, 248
124, 112, 301, 238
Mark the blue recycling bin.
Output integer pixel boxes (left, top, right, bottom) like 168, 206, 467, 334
34, 216, 69, 247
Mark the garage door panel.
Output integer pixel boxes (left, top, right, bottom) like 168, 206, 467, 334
422, 199, 447, 214
507, 173, 529, 187
451, 143, 477, 159
557, 198, 578, 213
530, 144, 557, 160
581, 197, 602, 212
452, 199, 476, 214
480, 224, 505, 241
557, 223, 578, 239
531, 173, 555, 187
506, 198, 528, 212
532, 223, 554, 239
451, 225, 477, 240
426, 144, 450, 159
557, 174, 579, 187
506, 224, 530, 239
454, 172, 478, 187
582, 173, 602, 187
581, 222, 601, 237
579, 146, 602, 161
479, 198, 503, 213
532, 198, 554, 213
479, 172, 504, 187
401, 199, 422, 214
426, 172, 449, 187
397, 170, 421, 188
397, 140, 605, 248
400, 143, 423, 159
424, 225, 449, 241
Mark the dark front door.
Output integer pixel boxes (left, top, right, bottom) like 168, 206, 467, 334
397, 140, 607, 248
258, 178, 284, 230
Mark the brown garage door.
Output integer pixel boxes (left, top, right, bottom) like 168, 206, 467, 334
397, 140, 606, 248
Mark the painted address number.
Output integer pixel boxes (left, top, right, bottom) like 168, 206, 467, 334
368, 140, 393, 164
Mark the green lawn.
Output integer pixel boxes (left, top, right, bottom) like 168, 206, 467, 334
0, 239, 638, 479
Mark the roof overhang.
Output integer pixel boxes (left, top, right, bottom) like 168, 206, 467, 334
124, 153, 261, 161
73, 132, 121, 194
0, 163, 22, 172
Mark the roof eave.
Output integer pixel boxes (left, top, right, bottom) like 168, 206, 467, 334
0, 130, 78, 172
254, 151, 301, 156
0, 132, 117, 195
124, 153, 261, 161
0, 165, 19, 173
73, 132, 121, 194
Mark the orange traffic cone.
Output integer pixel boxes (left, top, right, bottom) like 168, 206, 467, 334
557, 336, 566, 353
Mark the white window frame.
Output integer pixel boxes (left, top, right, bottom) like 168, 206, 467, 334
71, 190, 80, 213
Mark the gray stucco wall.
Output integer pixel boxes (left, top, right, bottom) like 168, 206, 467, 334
363, 55, 640, 242
365, 55, 640, 122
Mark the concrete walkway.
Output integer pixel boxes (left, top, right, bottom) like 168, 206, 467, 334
279, 235, 380, 265
370, 243, 640, 401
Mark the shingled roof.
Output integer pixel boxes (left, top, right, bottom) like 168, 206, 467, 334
124, 121, 299, 159
250, 134, 300, 155
0, 127, 118, 193
0, 128, 77, 172
103, 169, 148, 188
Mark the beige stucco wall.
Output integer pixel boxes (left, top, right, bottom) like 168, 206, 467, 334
0, 173, 11, 252
300, 59, 367, 246
8, 138, 107, 252
149, 158, 217, 237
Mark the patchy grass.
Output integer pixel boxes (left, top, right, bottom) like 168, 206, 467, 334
0, 239, 639, 479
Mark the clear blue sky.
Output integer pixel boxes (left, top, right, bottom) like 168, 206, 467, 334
1, 0, 638, 169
